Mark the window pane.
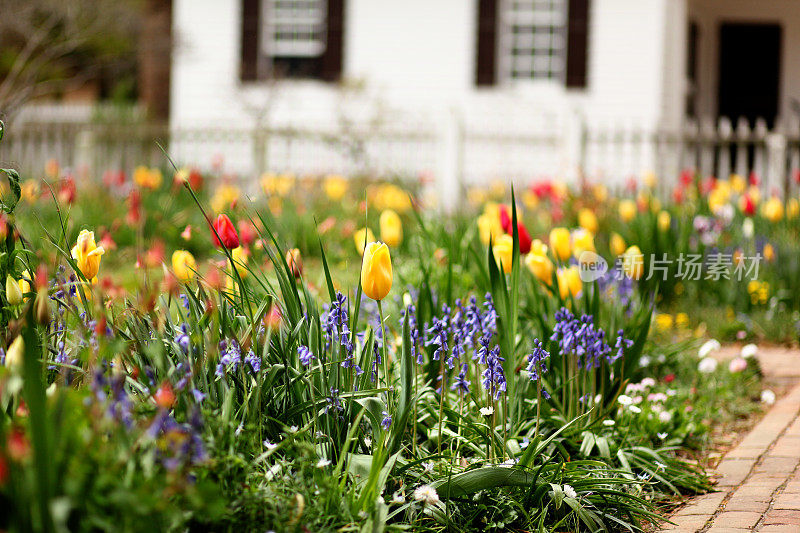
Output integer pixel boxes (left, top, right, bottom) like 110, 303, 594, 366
263, 0, 327, 58
500, 0, 567, 82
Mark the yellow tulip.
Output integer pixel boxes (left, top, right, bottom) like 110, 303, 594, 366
763, 243, 775, 262
361, 242, 393, 301
643, 171, 657, 189
549, 227, 571, 261
21, 180, 40, 203
787, 198, 799, 219
71, 229, 105, 281
730, 174, 746, 193
231, 246, 249, 278
524, 241, 553, 286
6, 275, 22, 306
621, 245, 644, 280
571, 229, 595, 257
171, 250, 197, 282
354, 228, 376, 255
492, 234, 514, 274
379, 210, 403, 248
747, 186, 761, 204
324, 175, 348, 201
578, 208, 599, 234
4, 335, 24, 369
260, 173, 294, 197
762, 197, 784, 222
618, 199, 637, 223
477, 213, 503, 246
609, 233, 626, 257
133, 166, 163, 189
657, 211, 671, 232
18, 271, 32, 300
556, 265, 582, 299
593, 184, 608, 203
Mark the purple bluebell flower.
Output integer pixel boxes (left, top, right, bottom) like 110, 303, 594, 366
244, 350, 261, 374
526, 339, 550, 381
175, 324, 191, 354
298, 345, 314, 367
381, 411, 392, 430
451, 363, 471, 395
481, 346, 506, 400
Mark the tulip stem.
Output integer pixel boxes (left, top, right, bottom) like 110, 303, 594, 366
377, 300, 390, 410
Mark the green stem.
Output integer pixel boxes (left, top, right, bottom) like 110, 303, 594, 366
377, 300, 390, 409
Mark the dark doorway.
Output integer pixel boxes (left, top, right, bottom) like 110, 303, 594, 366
718, 23, 781, 127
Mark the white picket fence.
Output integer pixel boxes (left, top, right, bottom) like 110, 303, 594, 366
1, 113, 798, 209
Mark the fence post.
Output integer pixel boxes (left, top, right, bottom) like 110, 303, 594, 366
765, 131, 786, 197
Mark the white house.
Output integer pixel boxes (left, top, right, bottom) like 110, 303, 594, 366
170, 0, 800, 205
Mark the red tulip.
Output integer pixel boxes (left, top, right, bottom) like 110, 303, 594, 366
498, 205, 532, 254
211, 214, 240, 249
499, 205, 512, 233
742, 195, 756, 216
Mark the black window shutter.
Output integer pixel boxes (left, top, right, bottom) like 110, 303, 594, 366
321, 0, 345, 81
241, 0, 261, 81
475, 0, 497, 86
565, 0, 590, 88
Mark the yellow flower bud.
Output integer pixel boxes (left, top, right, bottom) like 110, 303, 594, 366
571, 228, 595, 257
231, 246, 249, 278
762, 197, 784, 223
524, 241, 554, 286
657, 211, 671, 232
763, 243, 775, 262
492, 234, 514, 274
609, 233, 626, 257
549, 227, 571, 262
787, 198, 799, 220
6, 275, 22, 306
324, 175, 348, 201
477, 213, 503, 246
354, 228, 376, 255
361, 242, 393, 301
556, 265, 582, 299
618, 199, 637, 223
379, 209, 403, 248
71, 230, 105, 281
578, 208, 599, 234
622, 245, 644, 280
171, 250, 197, 282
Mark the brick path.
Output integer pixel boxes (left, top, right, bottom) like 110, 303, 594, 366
660, 345, 800, 533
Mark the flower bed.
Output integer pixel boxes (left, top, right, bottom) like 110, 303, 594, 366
0, 149, 794, 530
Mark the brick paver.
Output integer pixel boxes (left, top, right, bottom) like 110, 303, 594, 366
659, 347, 800, 533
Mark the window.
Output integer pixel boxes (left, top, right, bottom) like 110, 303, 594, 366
241, 0, 342, 81
262, 0, 328, 58
498, 0, 568, 82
